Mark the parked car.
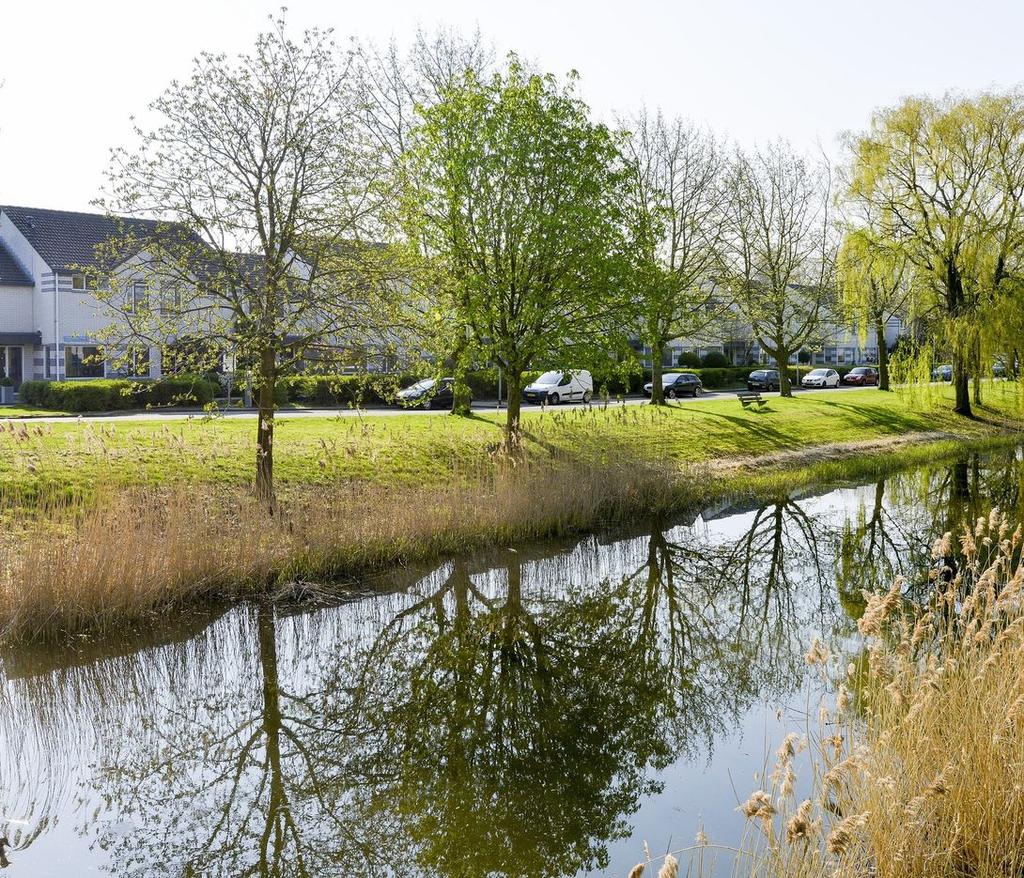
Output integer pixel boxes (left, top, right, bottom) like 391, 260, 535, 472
522, 370, 593, 405
746, 369, 780, 392
841, 366, 879, 387
642, 372, 704, 399
801, 368, 840, 389
931, 364, 953, 382
396, 377, 464, 409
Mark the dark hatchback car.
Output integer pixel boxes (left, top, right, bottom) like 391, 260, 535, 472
642, 372, 704, 399
841, 366, 879, 386
395, 377, 465, 409
746, 369, 780, 391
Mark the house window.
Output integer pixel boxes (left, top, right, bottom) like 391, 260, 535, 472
65, 346, 104, 379
127, 347, 150, 378
72, 273, 86, 291
160, 284, 180, 317
127, 282, 148, 313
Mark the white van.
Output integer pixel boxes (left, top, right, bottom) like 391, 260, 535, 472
521, 370, 594, 405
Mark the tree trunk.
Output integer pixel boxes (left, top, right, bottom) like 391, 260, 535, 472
952, 354, 972, 417
255, 347, 276, 504
971, 338, 982, 406
451, 373, 472, 416
650, 345, 665, 405
875, 315, 890, 391
449, 335, 472, 417
776, 347, 793, 397
504, 370, 523, 453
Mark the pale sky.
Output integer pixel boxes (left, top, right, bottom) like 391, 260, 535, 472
2, 0, 1023, 213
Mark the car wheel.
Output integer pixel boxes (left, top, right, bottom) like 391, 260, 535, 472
667, 389, 677, 400
548, 392, 560, 405
693, 386, 703, 396
582, 390, 592, 403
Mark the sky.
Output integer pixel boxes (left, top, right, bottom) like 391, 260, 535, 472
2, 0, 1023, 213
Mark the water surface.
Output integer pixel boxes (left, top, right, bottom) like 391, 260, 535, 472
1, 448, 1019, 876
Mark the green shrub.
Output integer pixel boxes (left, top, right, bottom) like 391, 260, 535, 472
700, 350, 730, 368
17, 377, 217, 412
677, 351, 702, 368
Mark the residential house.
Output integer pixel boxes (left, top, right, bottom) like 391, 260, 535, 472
0, 205, 167, 386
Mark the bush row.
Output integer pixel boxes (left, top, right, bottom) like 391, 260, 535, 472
20, 377, 217, 412
276, 362, 875, 405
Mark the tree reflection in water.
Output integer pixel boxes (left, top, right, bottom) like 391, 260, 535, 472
0, 450, 1022, 877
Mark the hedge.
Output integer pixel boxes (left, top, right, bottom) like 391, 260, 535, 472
269, 362, 878, 408
19, 377, 217, 413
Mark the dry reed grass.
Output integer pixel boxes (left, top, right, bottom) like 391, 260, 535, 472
0, 454, 686, 641
713, 506, 1024, 878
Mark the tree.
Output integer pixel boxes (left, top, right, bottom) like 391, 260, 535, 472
844, 92, 1024, 415
98, 13, 395, 501
402, 58, 631, 448
360, 29, 494, 414
622, 111, 728, 404
720, 143, 837, 396
837, 226, 917, 390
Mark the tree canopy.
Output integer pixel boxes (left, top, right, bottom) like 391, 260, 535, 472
844, 91, 1024, 414
401, 57, 633, 446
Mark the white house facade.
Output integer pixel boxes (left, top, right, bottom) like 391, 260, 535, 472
0, 205, 165, 386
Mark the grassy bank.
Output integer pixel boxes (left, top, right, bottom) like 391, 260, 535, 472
1, 384, 1023, 641
2, 383, 1023, 500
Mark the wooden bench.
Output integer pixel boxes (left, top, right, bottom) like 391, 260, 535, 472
736, 391, 767, 409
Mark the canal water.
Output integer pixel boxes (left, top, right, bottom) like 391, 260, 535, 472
0, 448, 1019, 877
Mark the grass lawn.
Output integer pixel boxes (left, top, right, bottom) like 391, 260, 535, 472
0, 405, 70, 418
2, 382, 1022, 500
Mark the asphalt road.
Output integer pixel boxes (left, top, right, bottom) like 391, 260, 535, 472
0, 383, 870, 422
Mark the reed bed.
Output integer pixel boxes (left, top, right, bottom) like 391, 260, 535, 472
631, 506, 1024, 878
0, 454, 689, 642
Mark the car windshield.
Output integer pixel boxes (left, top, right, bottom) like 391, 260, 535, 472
407, 379, 435, 391
662, 373, 683, 384
851, 368, 869, 374
808, 369, 828, 377
535, 371, 563, 385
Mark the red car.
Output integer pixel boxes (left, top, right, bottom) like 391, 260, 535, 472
841, 366, 879, 386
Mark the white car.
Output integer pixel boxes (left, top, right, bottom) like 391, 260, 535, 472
801, 368, 840, 389
522, 370, 593, 405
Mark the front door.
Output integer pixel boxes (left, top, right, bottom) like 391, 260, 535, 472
1, 347, 23, 389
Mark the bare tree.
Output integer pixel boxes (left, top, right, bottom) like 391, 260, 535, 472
97, 13, 395, 502
720, 142, 837, 396
622, 110, 728, 404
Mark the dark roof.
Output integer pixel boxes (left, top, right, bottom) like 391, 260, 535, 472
0, 205, 167, 272
0, 238, 34, 287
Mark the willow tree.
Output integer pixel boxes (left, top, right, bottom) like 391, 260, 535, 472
402, 59, 631, 448
97, 14, 394, 501
845, 92, 1024, 415
622, 111, 728, 405
838, 226, 917, 391
720, 143, 837, 396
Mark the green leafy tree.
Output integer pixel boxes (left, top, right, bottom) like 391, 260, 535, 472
837, 226, 918, 390
361, 29, 494, 414
97, 14, 397, 502
720, 142, 837, 396
844, 92, 1024, 415
402, 58, 632, 448
622, 110, 728, 404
